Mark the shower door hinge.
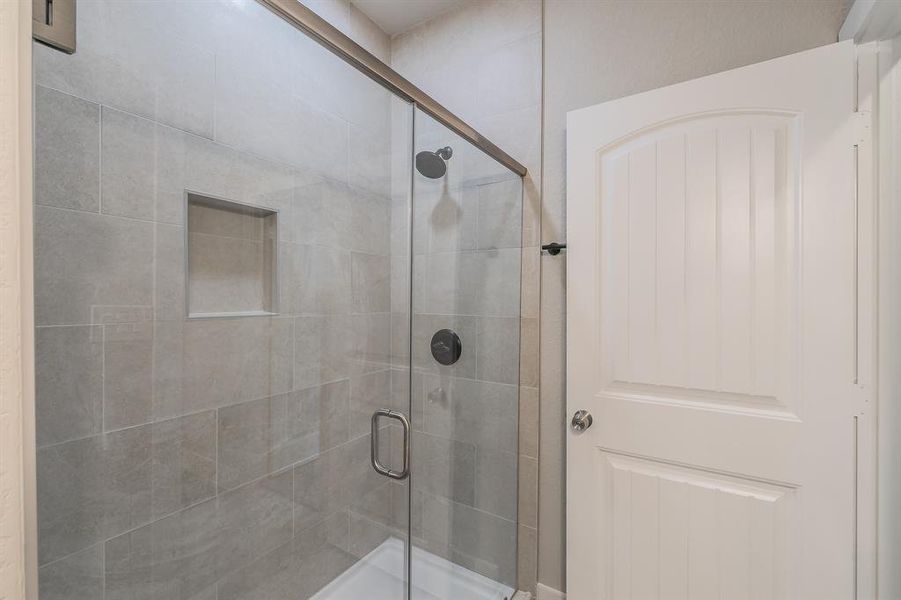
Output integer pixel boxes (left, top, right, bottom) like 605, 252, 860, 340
33, 0, 76, 54
853, 110, 872, 146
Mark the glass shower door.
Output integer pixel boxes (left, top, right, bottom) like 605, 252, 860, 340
406, 107, 523, 600
32, 1, 412, 598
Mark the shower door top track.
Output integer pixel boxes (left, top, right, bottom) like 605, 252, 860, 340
257, 0, 528, 178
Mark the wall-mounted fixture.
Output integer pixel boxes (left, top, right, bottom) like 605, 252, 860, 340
431, 328, 462, 366
33, 0, 76, 54
542, 242, 566, 256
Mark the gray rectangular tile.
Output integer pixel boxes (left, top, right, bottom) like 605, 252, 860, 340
517, 524, 538, 594
99, 107, 187, 223
35, 86, 100, 213
293, 435, 392, 533
519, 317, 539, 388
390, 257, 411, 316
392, 367, 424, 430
294, 315, 351, 390
35, 325, 102, 447
152, 316, 294, 420
412, 432, 475, 506
351, 252, 390, 313
236, 154, 303, 244
153, 223, 186, 321
218, 382, 349, 492
38, 544, 103, 600
215, 64, 347, 181
418, 248, 521, 317
104, 497, 220, 600
349, 370, 393, 439
279, 243, 351, 315
417, 187, 478, 255
38, 427, 152, 564
348, 313, 392, 375
412, 432, 476, 505
36, 7, 215, 138
413, 490, 517, 587
35, 207, 154, 326
101, 107, 299, 227
518, 386, 539, 459
105, 469, 292, 600
476, 316, 522, 385
348, 122, 392, 198
218, 470, 294, 576
294, 380, 351, 454
477, 178, 523, 250
421, 374, 519, 454
294, 179, 354, 251
474, 447, 519, 521
518, 454, 538, 529
349, 189, 391, 257
104, 322, 153, 431
151, 412, 217, 519
347, 510, 399, 560
217, 509, 353, 600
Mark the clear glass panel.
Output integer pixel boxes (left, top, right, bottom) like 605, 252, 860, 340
32, 1, 412, 598
409, 107, 523, 600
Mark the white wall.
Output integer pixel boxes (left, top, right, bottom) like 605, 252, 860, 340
541, 0, 849, 592
304, 0, 391, 61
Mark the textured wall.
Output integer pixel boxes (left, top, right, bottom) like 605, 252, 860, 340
0, 1, 34, 599
540, 0, 849, 592
391, 1, 542, 592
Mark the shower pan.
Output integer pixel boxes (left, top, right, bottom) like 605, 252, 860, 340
31, 1, 525, 599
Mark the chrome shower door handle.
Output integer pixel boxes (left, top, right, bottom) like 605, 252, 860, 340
370, 408, 411, 480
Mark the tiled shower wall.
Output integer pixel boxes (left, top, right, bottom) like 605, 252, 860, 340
33, 1, 402, 598
390, 1, 542, 592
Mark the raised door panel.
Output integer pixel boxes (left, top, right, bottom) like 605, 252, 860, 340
597, 451, 794, 600
598, 113, 799, 417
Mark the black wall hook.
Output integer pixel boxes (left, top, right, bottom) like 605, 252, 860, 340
542, 242, 567, 256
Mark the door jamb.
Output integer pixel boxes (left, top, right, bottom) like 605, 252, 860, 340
0, 1, 37, 599
854, 40, 878, 600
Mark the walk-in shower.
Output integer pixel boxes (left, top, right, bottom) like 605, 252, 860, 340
32, 1, 525, 599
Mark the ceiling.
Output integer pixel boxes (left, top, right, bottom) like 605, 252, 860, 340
351, 0, 469, 36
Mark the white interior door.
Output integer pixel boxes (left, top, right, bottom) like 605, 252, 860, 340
566, 41, 861, 599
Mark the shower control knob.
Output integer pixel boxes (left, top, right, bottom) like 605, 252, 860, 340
430, 329, 462, 366
571, 410, 593, 432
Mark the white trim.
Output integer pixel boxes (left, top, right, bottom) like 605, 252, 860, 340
535, 583, 565, 600
855, 41, 879, 600
840, 0, 901, 43
876, 32, 901, 600
0, 0, 37, 599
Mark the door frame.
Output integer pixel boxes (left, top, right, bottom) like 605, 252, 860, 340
842, 2, 901, 597
854, 40, 878, 600
0, 1, 38, 599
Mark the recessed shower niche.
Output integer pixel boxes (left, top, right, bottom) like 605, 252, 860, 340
186, 192, 278, 317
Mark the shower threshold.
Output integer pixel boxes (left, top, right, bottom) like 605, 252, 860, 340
311, 537, 515, 600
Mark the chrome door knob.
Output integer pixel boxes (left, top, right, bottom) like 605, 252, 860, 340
571, 409, 593, 432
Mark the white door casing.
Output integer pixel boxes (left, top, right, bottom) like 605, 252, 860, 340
566, 41, 862, 599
